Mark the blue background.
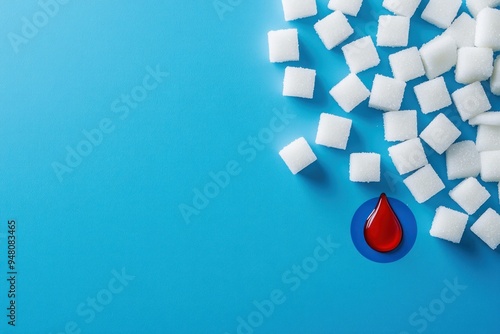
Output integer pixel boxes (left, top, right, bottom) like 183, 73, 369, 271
0, 0, 498, 333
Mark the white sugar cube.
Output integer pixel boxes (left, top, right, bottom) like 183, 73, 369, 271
476, 125, 500, 151
480, 150, 500, 182
446, 141, 481, 180
491, 56, 500, 95
368, 74, 406, 111
475, 7, 500, 51
430, 206, 469, 243
450, 177, 490, 214
421, 0, 461, 29
281, 0, 317, 21
442, 13, 476, 48
327, 0, 363, 16
349, 153, 381, 182
469, 112, 500, 126
413, 77, 452, 114
403, 164, 445, 203
376, 15, 410, 47
315, 113, 352, 149
329, 73, 370, 112
279, 137, 317, 174
467, 0, 498, 17
388, 138, 428, 175
283, 67, 316, 99
314, 11, 354, 50
455, 47, 494, 84
382, 0, 421, 17
389, 47, 425, 82
470, 208, 500, 249
383, 110, 418, 142
342, 36, 380, 73
268, 29, 300, 63
420, 113, 461, 154
451, 82, 491, 121
419, 35, 458, 79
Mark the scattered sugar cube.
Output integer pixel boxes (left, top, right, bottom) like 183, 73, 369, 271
383, 110, 418, 142
327, 0, 363, 16
442, 13, 476, 48
349, 153, 381, 182
467, 0, 498, 17
450, 177, 491, 215
283, 67, 316, 99
430, 206, 469, 243
403, 164, 445, 203
382, 0, 421, 17
455, 47, 494, 84
329, 73, 370, 112
446, 141, 481, 180
413, 77, 452, 114
314, 11, 354, 50
388, 138, 428, 175
476, 125, 500, 151
480, 150, 500, 182
268, 29, 299, 63
281, 0, 317, 21
368, 74, 406, 111
342, 36, 380, 73
451, 82, 491, 121
469, 112, 500, 126
491, 56, 500, 95
279, 137, 317, 174
420, 113, 461, 154
389, 47, 425, 82
376, 15, 410, 47
315, 113, 352, 149
419, 35, 458, 79
421, 0, 461, 29
475, 7, 500, 51
470, 208, 500, 249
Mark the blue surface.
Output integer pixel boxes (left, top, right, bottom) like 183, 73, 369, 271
0, 0, 499, 333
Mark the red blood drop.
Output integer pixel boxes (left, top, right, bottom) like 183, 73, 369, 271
364, 193, 403, 253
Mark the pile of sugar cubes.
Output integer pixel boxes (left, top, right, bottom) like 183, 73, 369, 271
269, 0, 500, 250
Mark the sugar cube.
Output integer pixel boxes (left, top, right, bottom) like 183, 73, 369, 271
469, 112, 500, 126
279, 137, 317, 174
413, 77, 452, 114
446, 141, 481, 180
368, 74, 406, 111
450, 177, 490, 215
451, 82, 491, 121
329, 73, 370, 112
376, 15, 410, 47
281, 0, 317, 21
467, 0, 498, 17
327, 0, 363, 16
470, 208, 500, 249
442, 13, 476, 48
480, 150, 500, 182
419, 35, 458, 79
268, 29, 299, 63
314, 11, 354, 50
383, 110, 418, 142
349, 153, 381, 182
283, 67, 316, 99
455, 47, 494, 84
491, 56, 500, 95
315, 113, 352, 149
403, 164, 445, 203
382, 0, 421, 17
342, 36, 380, 73
389, 47, 425, 82
475, 7, 500, 51
476, 125, 500, 151
388, 138, 428, 175
420, 113, 461, 154
421, 0, 461, 29
430, 206, 469, 243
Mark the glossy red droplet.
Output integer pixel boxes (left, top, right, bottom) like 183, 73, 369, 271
364, 193, 403, 253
